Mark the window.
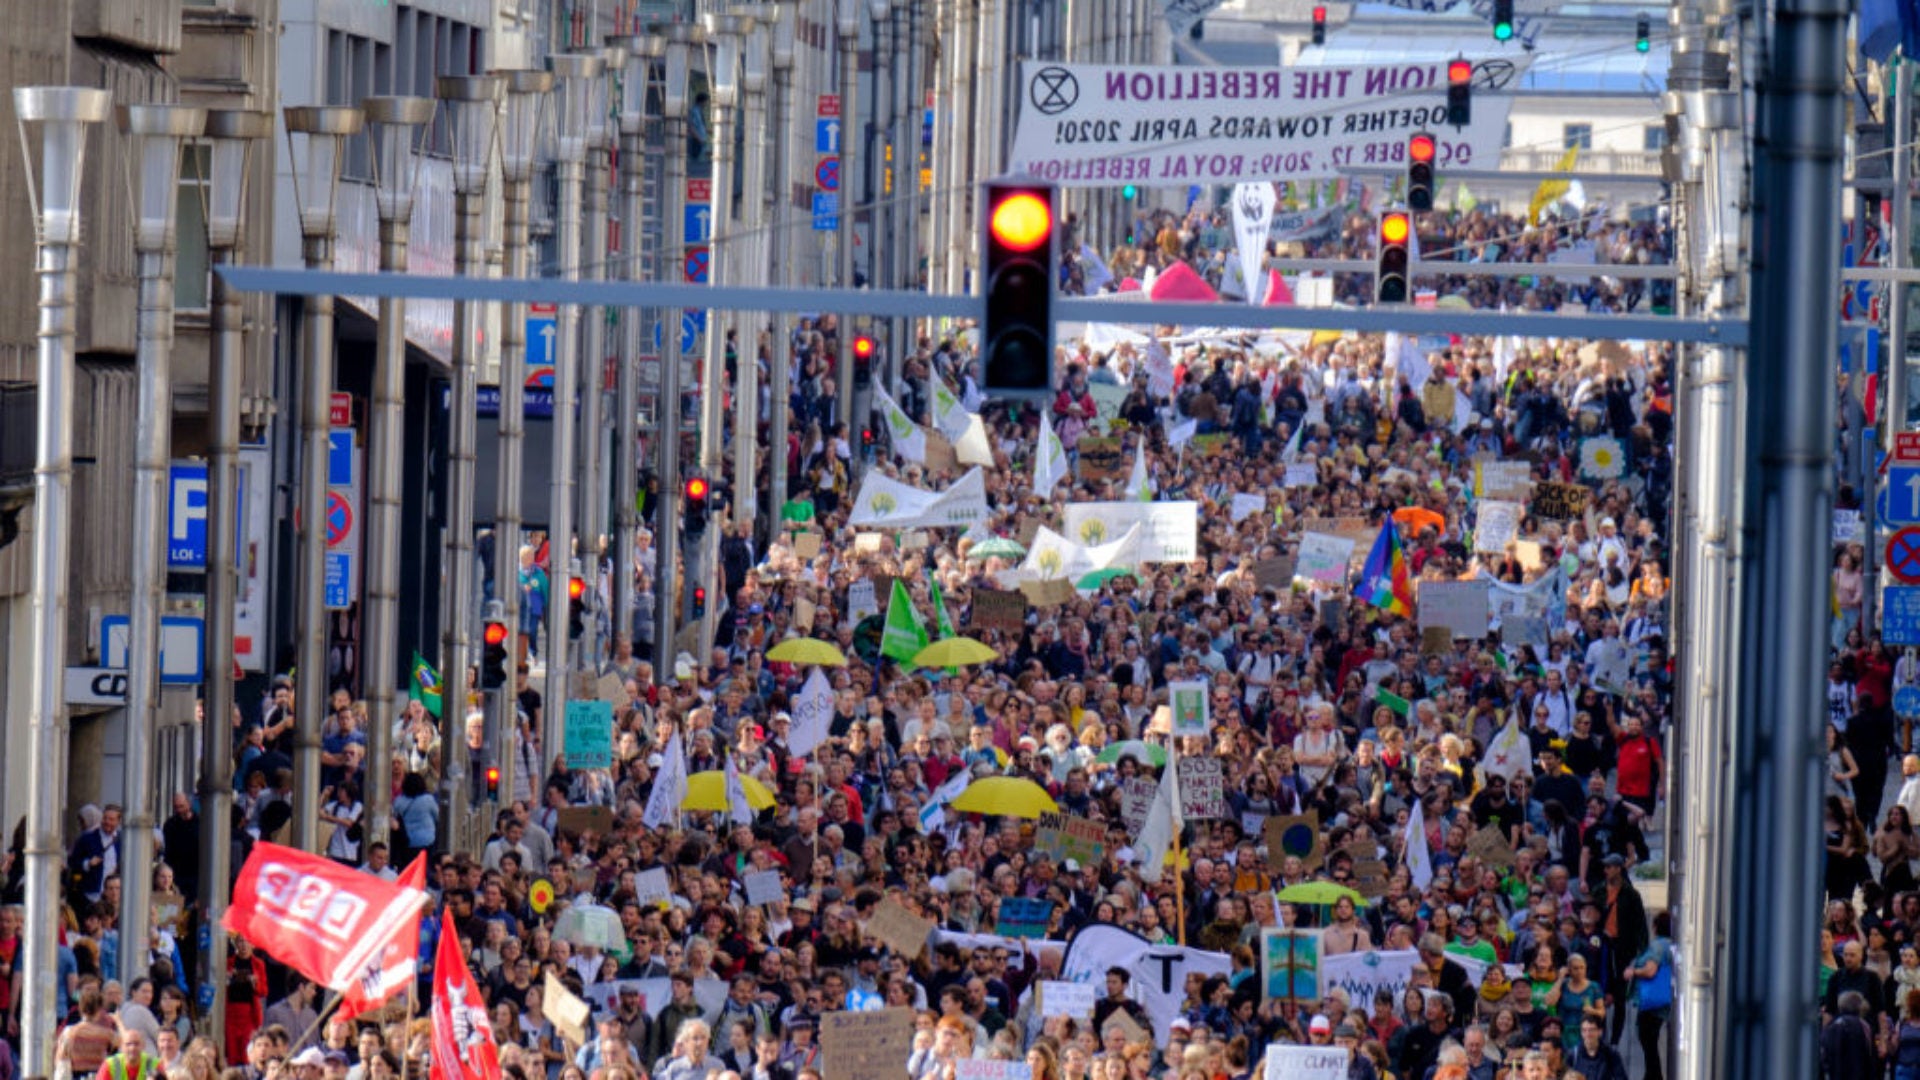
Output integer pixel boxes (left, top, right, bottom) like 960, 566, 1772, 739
396, 6, 486, 156
1563, 124, 1593, 150
1644, 125, 1667, 151
175, 146, 210, 311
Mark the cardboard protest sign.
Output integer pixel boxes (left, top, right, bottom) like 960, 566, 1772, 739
1077, 436, 1126, 480
1177, 757, 1228, 819
555, 806, 616, 838
867, 896, 936, 959
1350, 860, 1392, 898
596, 673, 628, 708
1035, 813, 1108, 867
821, 1008, 917, 1078
1420, 626, 1453, 655
1474, 500, 1522, 554
1018, 578, 1078, 608
854, 532, 885, 553
1466, 825, 1518, 870
1530, 481, 1591, 520
1104, 1009, 1150, 1045
1265, 812, 1325, 872
1120, 777, 1159, 832
968, 588, 1028, 632
743, 870, 785, 906
793, 530, 823, 559
1416, 580, 1492, 639
1039, 980, 1098, 1019
1252, 556, 1297, 589
1513, 539, 1546, 571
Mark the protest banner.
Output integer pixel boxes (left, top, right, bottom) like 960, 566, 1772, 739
562, 700, 615, 769
1008, 60, 1522, 186
1169, 679, 1211, 737
1319, 949, 1492, 1016
1177, 757, 1228, 819
1035, 813, 1108, 867
996, 897, 1056, 938
1039, 980, 1098, 1019
1062, 501, 1200, 563
1531, 481, 1592, 520
821, 1008, 917, 1078
1474, 500, 1522, 554
1077, 436, 1126, 480
1503, 613, 1550, 653
1283, 462, 1319, 488
968, 588, 1028, 632
1466, 825, 1518, 870
1120, 777, 1159, 832
1231, 493, 1267, 522
956, 1063, 1034, 1080
743, 870, 785, 907
1023, 522, 1143, 581
1264, 1046, 1350, 1080
1252, 556, 1297, 589
867, 896, 936, 959
554, 806, 615, 838
1296, 532, 1356, 584
582, 976, 729, 1018
1416, 580, 1492, 639
848, 466, 990, 530
1476, 458, 1534, 500
1260, 929, 1322, 1001
634, 867, 672, 907
792, 530, 822, 560
1265, 812, 1325, 872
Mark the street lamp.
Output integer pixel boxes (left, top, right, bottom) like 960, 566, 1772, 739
117, 101, 207, 982
545, 49, 605, 762
575, 41, 624, 676
654, 23, 698, 676
359, 93, 435, 849
610, 32, 661, 665
767, 1, 798, 516
196, 105, 269, 1051
283, 104, 365, 853
434, 74, 501, 854
488, 67, 552, 809
13, 83, 111, 1080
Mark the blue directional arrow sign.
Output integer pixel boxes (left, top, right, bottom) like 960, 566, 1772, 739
1889, 465, 1920, 526
816, 117, 842, 154
527, 310, 558, 368
652, 311, 708, 354
685, 203, 713, 244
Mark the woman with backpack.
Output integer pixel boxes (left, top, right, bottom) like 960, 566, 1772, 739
1625, 910, 1675, 1080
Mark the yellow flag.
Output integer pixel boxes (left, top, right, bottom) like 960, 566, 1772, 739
1527, 147, 1579, 224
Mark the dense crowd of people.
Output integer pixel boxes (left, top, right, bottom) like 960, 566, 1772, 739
0, 200, 1682, 1080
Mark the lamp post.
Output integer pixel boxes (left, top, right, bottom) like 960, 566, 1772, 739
360, 94, 435, 848
655, 24, 697, 674
196, 106, 268, 1049
116, 101, 207, 983
611, 32, 661, 660
768, 2, 797, 513
434, 75, 501, 853
13, 83, 110, 1080
732, 9, 771, 527
835, 0, 860, 431
577, 44, 620, 676
699, 11, 746, 652
545, 50, 604, 763
490, 68, 552, 809
284, 104, 365, 853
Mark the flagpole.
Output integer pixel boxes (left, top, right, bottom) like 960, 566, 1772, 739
399, 976, 417, 1080
292, 992, 344, 1055
1170, 739, 1186, 948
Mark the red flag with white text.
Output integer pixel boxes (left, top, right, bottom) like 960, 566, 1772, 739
335, 853, 428, 1020
221, 842, 430, 995
431, 910, 501, 1080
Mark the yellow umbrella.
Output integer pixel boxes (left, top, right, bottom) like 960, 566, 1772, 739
949, 776, 1058, 818
911, 637, 1000, 669
681, 770, 778, 812
766, 638, 849, 666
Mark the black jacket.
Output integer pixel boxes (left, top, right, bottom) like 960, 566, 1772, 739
1568, 1041, 1629, 1080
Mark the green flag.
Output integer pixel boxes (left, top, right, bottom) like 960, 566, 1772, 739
410, 651, 443, 718
881, 579, 929, 669
1372, 683, 1410, 717
929, 572, 956, 639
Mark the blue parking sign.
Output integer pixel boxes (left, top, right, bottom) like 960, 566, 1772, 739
166, 462, 244, 569
812, 192, 839, 231
1886, 586, 1920, 645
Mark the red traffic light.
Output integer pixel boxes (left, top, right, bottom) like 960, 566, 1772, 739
990, 192, 1052, 252
1380, 212, 1410, 245
685, 476, 708, 501
853, 335, 876, 359
1448, 59, 1472, 85
483, 621, 508, 647
1409, 133, 1436, 164
568, 576, 586, 601
1312, 5, 1326, 21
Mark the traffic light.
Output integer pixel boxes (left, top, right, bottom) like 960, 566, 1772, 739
861, 426, 876, 452
982, 179, 1056, 394
684, 475, 709, 536
567, 575, 587, 640
1446, 59, 1472, 129
692, 585, 707, 619
485, 766, 500, 801
1636, 13, 1650, 51
481, 618, 509, 690
1376, 212, 1410, 304
1407, 132, 1436, 212
1311, 5, 1326, 45
1121, 183, 1138, 201
852, 333, 876, 387
1491, 0, 1513, 40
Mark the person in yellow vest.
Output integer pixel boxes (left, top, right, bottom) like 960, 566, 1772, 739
95, 1028, 164, 1080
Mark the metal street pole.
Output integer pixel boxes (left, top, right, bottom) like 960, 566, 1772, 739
284, 105, 364, 854
946, 0, 975, 298
116, 101, 206, 984
655, 24, 696, 672
836, 0, 860, 429
733, 14, 770, 520
546, 50, 604, 759
13, 84, 110, 1080
578, 45, 621, 675
361, 95, 435, 849
490, 68, 551, 809
699, 11, 747, 652
768, 4, 797, 512
196, 106, 267, 1052
1891, 61, 1912, 451
894, 0, 918, 366
434, 75, 501, 853
869, 0, 892, 368
1723, 0, 1846, 1071
612, 34, 661, 661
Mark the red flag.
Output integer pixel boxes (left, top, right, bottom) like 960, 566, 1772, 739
431, 911, 501, 1080
1261, 269, 1295, 306
336, 854, 428, 1020
222, 841, 430, 995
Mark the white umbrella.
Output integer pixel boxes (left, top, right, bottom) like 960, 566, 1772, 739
553, 903, 628, 958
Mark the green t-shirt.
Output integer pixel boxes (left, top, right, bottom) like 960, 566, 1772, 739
782, 498, 815, 525
1446, 937, 1500, 968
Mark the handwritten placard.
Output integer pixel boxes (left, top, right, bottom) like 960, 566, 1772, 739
1283, 463, 1319, 488
1252, 556, 1297, 589
1476, 458, 1534, 500
793, 530, 823, 560
866, 896, 935, 959
1530, 481, 1591, 520
995, 897, 1055, 939
1077, 436, 1126, 481
563, 700, 615, 769
821, 1008, 917, 1079
1465, 825, 1517, 870
1296, 532, 1357, 584
1263, 1045, 1350, 1080
743, 869, 785, 906
1474, 500, 1522, 554
1177, 757, 1228, 820
1231, 493, 1267, 522
1035, 813, 1107, 868
956, 1063, 1033, 1080
1417, 580, 1491, 640
1119, 777, 1159, 832
1039, 979, 1098, 1019
968, 588, 1028, 632
1018, 578, 1078, 608
634, 866, 673, 907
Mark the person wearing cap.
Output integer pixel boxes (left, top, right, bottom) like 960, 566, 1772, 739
1329, 1018, 1379, 1080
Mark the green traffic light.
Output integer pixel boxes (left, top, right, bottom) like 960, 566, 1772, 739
1493, 20, 1513, 40
1636, 37, 1649, 51
1122, 184, 1138, 199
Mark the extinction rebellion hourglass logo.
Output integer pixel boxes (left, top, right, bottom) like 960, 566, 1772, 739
1030, 67, 1079, 115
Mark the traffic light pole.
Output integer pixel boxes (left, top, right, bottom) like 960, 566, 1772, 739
578, 118, 611, 676
654, 23, 693, 674
835, 4, 859, 431
768, 17, 796, 514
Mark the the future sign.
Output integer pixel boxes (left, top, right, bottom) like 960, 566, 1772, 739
1009, 59, 1524, 186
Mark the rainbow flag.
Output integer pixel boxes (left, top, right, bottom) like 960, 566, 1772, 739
1359, 524, 1414, 617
